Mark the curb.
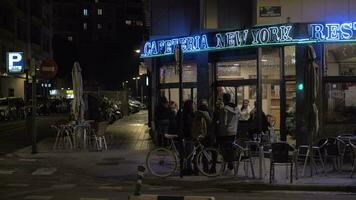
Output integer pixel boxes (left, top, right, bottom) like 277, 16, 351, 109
128, 195, 215, 200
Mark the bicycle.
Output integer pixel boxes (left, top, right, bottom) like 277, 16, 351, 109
146, 134, 225, 177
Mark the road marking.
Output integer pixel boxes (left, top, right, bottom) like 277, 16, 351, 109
51, 184, 76, 189
6, 183, 29, 187
98, 186, 123, 190
19, 158, 38, 162
32, 168, 57, 175
52, 184, 77, 188
25, 195, 52, 200
80, 198, 109, 200
0, 170, 15, 175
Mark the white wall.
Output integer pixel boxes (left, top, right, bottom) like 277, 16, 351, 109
257, 0, 356, 25
0, 77, 25, 98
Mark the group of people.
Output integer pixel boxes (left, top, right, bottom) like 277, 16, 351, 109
154, 93, 271, 175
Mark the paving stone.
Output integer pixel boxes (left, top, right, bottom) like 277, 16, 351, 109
32, 168, 57, 175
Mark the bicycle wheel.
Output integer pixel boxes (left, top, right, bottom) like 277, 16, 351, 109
196, 147, 226, 177
146, 148, 177, 177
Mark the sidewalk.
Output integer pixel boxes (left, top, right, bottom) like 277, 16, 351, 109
12, 110, 356, 192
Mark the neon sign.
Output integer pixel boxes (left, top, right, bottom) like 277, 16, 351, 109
309, 22, 356, 41
141, 24, 296, 58
141, 22, 356, 58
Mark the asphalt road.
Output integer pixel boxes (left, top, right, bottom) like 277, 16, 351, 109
0, 114, 68, 154
0, 155, 355, 200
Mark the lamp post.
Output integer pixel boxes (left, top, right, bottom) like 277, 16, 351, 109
132, 77, 140, 99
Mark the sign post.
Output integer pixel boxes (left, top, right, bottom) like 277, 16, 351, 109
174, 44, 184, 178
6, 52, 25, 74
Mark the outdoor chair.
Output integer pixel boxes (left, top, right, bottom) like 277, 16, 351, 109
350, 139, 356, 178
91, 121, 108, 151
232, 139, 255, 178
298, 138, 327, 176
270, 142, 294, 183
51, 124, 73, 150
337, 134, 354, 170
324, 137, 341, 171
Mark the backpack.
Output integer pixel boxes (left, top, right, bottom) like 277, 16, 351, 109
191, 114, 208, 139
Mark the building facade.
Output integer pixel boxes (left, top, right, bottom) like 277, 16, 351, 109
0, 0, 53, 98
53, 0, 146, 89
144, 0, 356, 145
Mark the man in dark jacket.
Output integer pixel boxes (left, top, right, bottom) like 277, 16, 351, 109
155, 96, 172, 146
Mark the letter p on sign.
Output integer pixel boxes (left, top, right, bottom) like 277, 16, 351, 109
6, 52, 24, 74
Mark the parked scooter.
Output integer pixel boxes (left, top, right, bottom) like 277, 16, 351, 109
108, 102, 123, 124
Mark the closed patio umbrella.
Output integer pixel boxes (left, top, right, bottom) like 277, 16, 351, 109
71, 62, 85, 123
304, 45, 320, 176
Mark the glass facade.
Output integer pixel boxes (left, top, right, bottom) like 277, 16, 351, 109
160, 64, 197, 83
325, 43, 356, 76
159, 63, 197, 108
216, 60, 256, 80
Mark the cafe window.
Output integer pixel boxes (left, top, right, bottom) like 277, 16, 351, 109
261, 47, 281, 133
325, 43, 356, 76
216, 60, 256, 80
160, 64, 197, 84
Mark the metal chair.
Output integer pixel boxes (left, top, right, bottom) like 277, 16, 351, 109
337, 134, 354, 170
232, 139, 255, 178
349, 139, 356, 178
270, 142, 294, 183
298, 138, 327, 176
90, 121, 108, 151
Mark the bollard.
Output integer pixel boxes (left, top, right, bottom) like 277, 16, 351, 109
134, 165, 146, 196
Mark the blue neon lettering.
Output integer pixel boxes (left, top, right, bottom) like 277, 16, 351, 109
144, 42, 151, 56
171, 39, 179, 49
165, 40, 173, 54
200, 35, 209, 49
325, 24, 340, 40
310, 24, 325, 40
225, 32, 236, 47
251, 29, 259, 44
151, 41, 158, 55
259, 28, 270, 43
179, 38, 188, 51
186, 37, 194, 51
236, 30, 248, 45
194, 36, 201, 50
215, 33, 225, 48
280, 26, 292, 41
268, 26, 280, 42
340, 23, 353, 39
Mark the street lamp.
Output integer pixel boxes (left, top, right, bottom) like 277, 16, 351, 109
132, 76, 140, 99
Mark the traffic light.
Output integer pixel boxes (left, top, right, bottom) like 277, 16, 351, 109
297, 83, 304, 91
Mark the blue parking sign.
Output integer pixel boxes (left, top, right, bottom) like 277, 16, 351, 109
6, 52, 25, 74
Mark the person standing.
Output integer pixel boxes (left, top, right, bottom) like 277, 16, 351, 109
155, 96, 171, 147
176, 100, 196, 175
216, 93, 240, 175
238, 99, 251, 139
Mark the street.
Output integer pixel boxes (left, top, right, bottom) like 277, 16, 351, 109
0, 111, 355, 199
0, 114, 68, 154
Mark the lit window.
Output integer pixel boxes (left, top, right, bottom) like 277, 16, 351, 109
97, 9, 102, 15
68, 36, 73, 41
83, 9, 88, 16
125, 20, 131, 25
83, 22, 87, 30
97, 23, 102, 29
136, 20, 143, 26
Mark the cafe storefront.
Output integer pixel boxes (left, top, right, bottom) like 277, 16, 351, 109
142, 22, 356, 145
